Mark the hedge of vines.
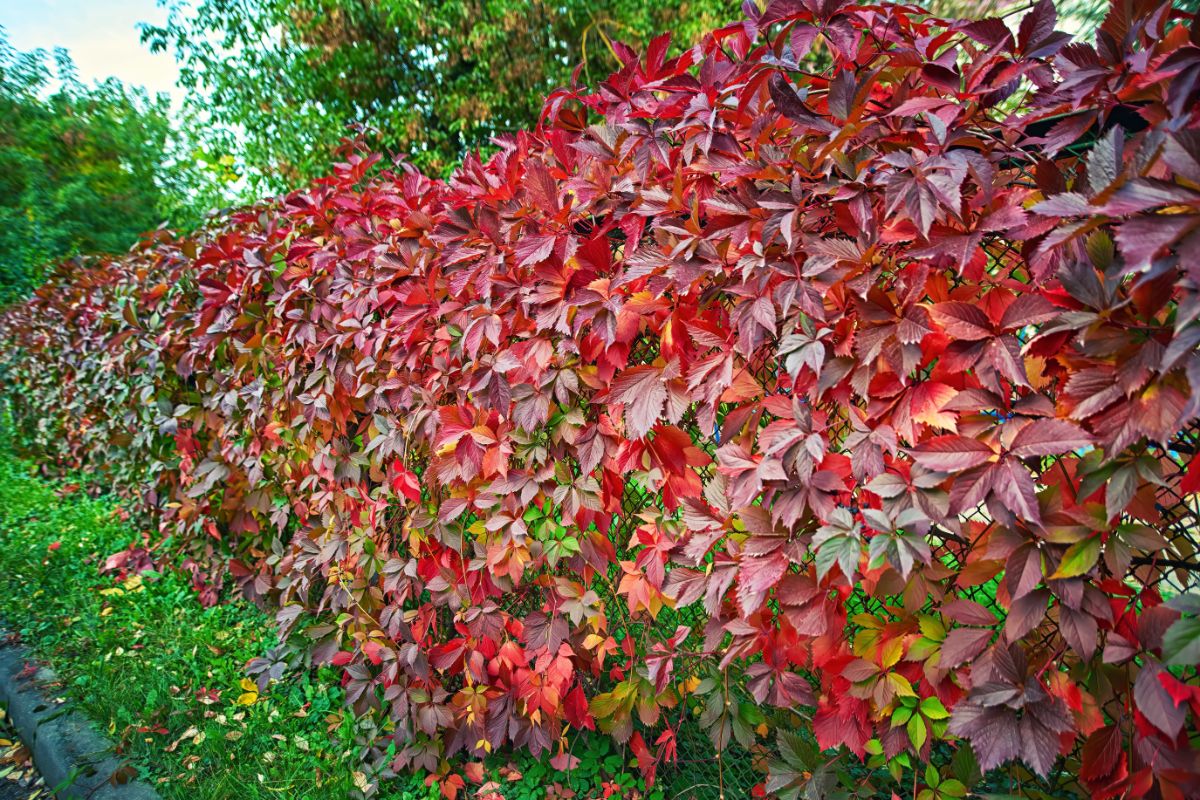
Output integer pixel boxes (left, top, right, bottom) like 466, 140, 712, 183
3, 1, 1200, 797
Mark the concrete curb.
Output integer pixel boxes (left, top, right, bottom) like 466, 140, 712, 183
0, 640, 160, 800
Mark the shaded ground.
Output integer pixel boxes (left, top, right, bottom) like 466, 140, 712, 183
0, 707, 46, 799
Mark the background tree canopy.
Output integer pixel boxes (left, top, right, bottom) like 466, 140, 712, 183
140, 0, 739, 191
0, 33, 192, 302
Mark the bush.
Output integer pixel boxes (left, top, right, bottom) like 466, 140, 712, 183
2, 1, 1200, 797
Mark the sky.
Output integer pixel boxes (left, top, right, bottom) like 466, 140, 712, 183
0, 0, 181, 101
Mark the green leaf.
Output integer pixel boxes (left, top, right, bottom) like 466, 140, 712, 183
1052, 536, 1100, 578
950, 743, 983, 787
907, 714, 928, 750
920, 696, 950, 720
941, 779, 968, 798
1163, 615, 1200, 666
918, 614, 946, 642
813, 534, 862, 580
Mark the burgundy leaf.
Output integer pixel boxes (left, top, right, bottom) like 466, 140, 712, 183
929, 302, 994, 340
942, 598, 999, 626
1004, 588, 1050, 643
1134, 662, 1187, 739
908, 435, 995, 472
940, 627, 994, 669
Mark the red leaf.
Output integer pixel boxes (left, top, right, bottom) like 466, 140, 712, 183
930, 302, 994, 341
1009, 419, 1093, 458
390, 462, 422, 503
737, 550, 789, 615
908, 435, 995, 472
942, 598, 998, 626
991, 458, 1040, 524
564, 684, 595, 731
940, 627, 993, 668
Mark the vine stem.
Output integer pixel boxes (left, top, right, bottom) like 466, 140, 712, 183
719, 667, 728, 800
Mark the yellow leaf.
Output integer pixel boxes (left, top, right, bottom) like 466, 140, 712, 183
236, 677, 259, 706
887, 673, 916, 698
881, 637, 905, 669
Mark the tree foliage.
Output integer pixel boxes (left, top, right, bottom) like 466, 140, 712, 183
140, 0, 738, 190
4, 1, 1200, 798
0, 33, 190, 302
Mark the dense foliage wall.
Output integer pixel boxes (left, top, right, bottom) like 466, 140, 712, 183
3, 1, 1200, 797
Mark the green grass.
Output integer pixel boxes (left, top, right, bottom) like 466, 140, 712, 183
0, 449, 663, 800
0, 451, 379, 799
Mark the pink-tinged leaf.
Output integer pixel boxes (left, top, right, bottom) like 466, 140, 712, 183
947, 704, 1021, 772
1025, 113, 1095, 158
663, 567, 706, 607
991, 458, 1040, 524
1031, 192, 1092, 216
1134, 662, 1186, 739
998, 294, 1058, 330
1004, 544, 1043, 600
1115, 215, 1198, 273
610, 365, 666, 440
1018, 700, 1072, 776
942, 598, 999, 626
1059, 605, 1098, 659
1163, 131, 1200, 184
1009, 418, 1093, 457
908, 435, 995, 472
949, 463, 997, 514
984, 336, 1029, 388
929, 302, 994, 340
514, 232, 557, 267
1085, 127, 1123, 196
941, 627, 993, 668
737, 550, 789, 615
1098, 179, 1200, 216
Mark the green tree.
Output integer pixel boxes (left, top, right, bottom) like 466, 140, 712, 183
141, 0, 738, 192
0, 32, 193, 302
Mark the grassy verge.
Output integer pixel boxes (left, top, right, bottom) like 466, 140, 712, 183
0, 451, 379, 799
0, 450, 662, 800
